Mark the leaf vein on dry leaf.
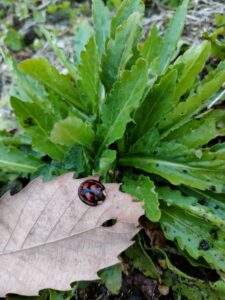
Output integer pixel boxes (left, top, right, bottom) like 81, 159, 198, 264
44, 199, 74, 243
68, 206, 91, 235
20, 185, 63, 249
2, 192, 31, 252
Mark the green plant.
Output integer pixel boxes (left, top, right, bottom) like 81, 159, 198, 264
1, 0, 225, 298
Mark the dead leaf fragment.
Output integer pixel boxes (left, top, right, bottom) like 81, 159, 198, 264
0, 173, 144, 296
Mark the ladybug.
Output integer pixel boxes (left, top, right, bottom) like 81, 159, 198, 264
78, 179, 106, 206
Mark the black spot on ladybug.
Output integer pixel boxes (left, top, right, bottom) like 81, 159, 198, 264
78, 179, 106, 206
198, 240, 210, 251
24, 117, 34, 127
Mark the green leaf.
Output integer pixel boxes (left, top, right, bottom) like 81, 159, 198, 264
172, 279, 225, 300
97, 58, 148, 155
158, 187, 225, 273
42, 29, 78, 81
92, 0, 111, 56
125, 237, 159, 279
18, 58, 87, 114
131, 69, 177, 143
123, 175, 160, 222
101, 12, 142, 91
95, 149, 116, 175
1, 50, 50, 107
4, 28, 24, 52
50, 116, 94, 148
129, 128, 160, 155
0, 131, 30, 146
173, 41, 211, 103
110, 0, 144, 38
77, 37, 100, 113
159, 63, 225, 138
159, 187, 225, 228
140, 25, 161, 72
74, 19, 93, 66
11, 97, 66, 160
165, 110, 225, 148
99, 264, 122, 295
119, 145, 225, 193
0, 144, 44, 174
159, 0, 189, 74
49, 290, 73, 300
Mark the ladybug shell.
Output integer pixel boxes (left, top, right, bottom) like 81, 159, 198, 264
78, 179, 106, 206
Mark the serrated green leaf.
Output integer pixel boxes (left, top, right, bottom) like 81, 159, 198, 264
92, 0, 111, 56
11, 97, 66, 160
1, 50, 50, 106
97, 58, 148, 155
129, 128, 160, 155
99, 264, 122, 295
77, 37, 100, 113
159, 187, 225, 228
159, 63, 225, 138
173, 41, 211, 103
172, 279, 225, 300
131, 69, 177, 143
1, 50, 72, 122
119, 145, 225, 192
74, 19, 93, 65
74, 19, 93, 66
0, 144, 44, 174
158, 187, 225, 273
159, 0, 189, 73
50, 116, 94, 148
123, 175, 160, 222
42, 29, 78, 81
101, 12, 142, 91
125, 237, 159, 279
95, 149, 116, 175
140, 25, 161, 72
110, 0, 144, 38
18, 58, 87, 114
165, 110, 225, 148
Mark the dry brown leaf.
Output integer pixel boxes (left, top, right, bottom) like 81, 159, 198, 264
0, 173, 144, 296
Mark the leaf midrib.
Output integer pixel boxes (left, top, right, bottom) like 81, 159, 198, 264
0, 159, 37, 172
97, 72, 142, 155
134, 77, 173, 142
0, 223, 132, 257
119, 157, 223, 172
